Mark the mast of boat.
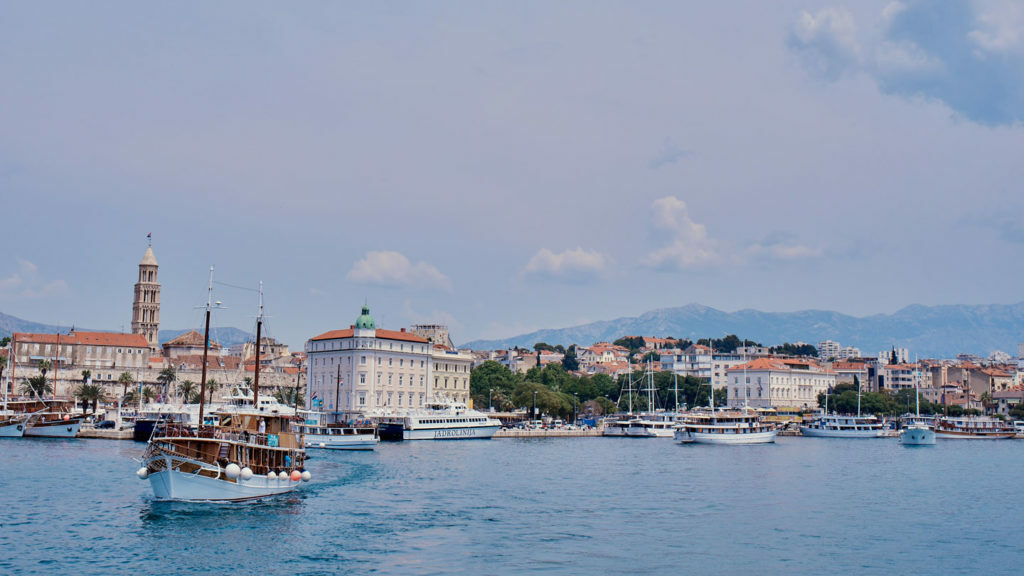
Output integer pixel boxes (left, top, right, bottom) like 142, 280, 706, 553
857, 361, 862, 417
646, 358, 655, 414
52, 329, 60, 404
8, 334, 15, 409
914, 356, 920, 418
335, 363, 341, 419
673, 372, 679, 413
742, 346, 749, 411
253, 281, 263, 412
197, 267, 214, 430
708, 339, 714, 410
3, 336, 11, 410
627, 368, 633, 415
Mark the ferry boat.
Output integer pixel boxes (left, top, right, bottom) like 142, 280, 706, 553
601, 417, 628, 437
934, 416, 1015, 439
294, 410, 378, 450
377, 398, 501, 441
674, 409, 778, 444
623, 414, 679, 438
132, 402, 204, 442
138, 271, 310, 501
799, 413, 888, 438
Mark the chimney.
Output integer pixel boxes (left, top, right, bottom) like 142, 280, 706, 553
401, 328, 406, 332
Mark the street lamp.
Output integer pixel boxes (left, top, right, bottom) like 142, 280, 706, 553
489, 388, 493, 412
533, 390, 538, 421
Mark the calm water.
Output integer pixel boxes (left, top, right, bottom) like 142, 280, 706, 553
2, 436, 1023, 575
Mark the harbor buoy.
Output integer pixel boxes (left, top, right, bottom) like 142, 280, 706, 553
240, 467, 253, 481
319, 442, 326, 448
266, 471, 276, 480
300, 470, 311, 482
290, 470, 301, 482
63, 414, 70, 421
136, 467, 149, 480
278, 471, 290, 480
225, 463, 241, 479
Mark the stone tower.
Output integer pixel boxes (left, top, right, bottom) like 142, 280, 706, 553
131, 243, 161, 350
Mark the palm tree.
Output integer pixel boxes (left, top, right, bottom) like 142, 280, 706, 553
274, 387, 303, 407
81, 369, 91, 384
206, 378, 220, 404
156, 367, 176, 400
76, 384, 104, 414
177, 380, 198, 404
118, 372, 135, 399
37, 358, 52, 377
141, 385, 156, 404
22, 375, 51, 399
122, 389, 139, 406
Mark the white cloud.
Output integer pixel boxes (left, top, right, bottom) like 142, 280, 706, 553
0, 259, 68, 300
524, 247, 611, 282
346, 251, 452, 292
747, 242, 823, 261
969, 0, 1024, 55
788, 7, 862, 81
642, 196, 719, 270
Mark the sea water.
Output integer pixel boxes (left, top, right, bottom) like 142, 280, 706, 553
2, 436, 1023, 575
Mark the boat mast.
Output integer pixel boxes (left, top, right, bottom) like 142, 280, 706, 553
253, 281, 263, 412
8, 335, 15, 408
627, 369, 633, 414
335, 363, 341, 418
673, 372, 679, 413
857, 362, 862, 417
52, 330, 60, 404
197, 267, 214, 430
708, 339, 714, 410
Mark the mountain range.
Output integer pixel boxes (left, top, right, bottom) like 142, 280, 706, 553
0, 312, 252, 348
460, 303, 1024, 359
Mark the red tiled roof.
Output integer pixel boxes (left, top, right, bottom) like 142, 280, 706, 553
13, 331, 148, 348
729, 357, 832, 373
310, 328, 428, 344
163, 330, 222, 349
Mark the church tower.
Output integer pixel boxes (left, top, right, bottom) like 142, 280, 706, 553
132, 241, 161, 350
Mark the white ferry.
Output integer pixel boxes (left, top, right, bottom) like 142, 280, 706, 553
294, 410, 379, 450
935, 416, 1015, 439
674, 409, 778, 444
623, 414, 679, 438
377, 399, 501, 441
800, 413, 888, 438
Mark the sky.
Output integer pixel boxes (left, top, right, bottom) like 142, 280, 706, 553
2, 1, 1023, 349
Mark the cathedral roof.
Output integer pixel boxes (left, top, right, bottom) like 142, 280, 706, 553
355, 306, 376, 330
163, 330, 222, 349
140, 246, 158, 266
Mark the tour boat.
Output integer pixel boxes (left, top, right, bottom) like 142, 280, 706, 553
138, 272, 310, 501
622, 414, 678, 438
674, 409, 778, 444
799, 413, 888, 438
6, 399, 84, 438
377, 398, 501, 440
934, 416, 1015, 439
294, 410, 379, 450
601, 417, 628, 437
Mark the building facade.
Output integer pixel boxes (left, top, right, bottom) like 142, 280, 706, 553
726, 357, 835, 410
305, 307, 433, 415
10, 331, 151, 397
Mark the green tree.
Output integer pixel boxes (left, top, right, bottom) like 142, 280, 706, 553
122, 389, 139, 406
37, 358, 52, 377
177, 380, 198, 403
206, 378, 220, 403
141, 385, 156, 403
22, 375, 51, 399
470, 361, 521, 401
118, 372, 135, 399
80, 369, 91, 383
156, 367, 176, 399
613, 336, 646, 356
0, 336, 10, 347
275, 387, 304, 407
75, 383, 104, 414
561, 345, 580, 371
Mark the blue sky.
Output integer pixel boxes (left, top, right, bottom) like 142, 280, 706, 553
2, 1, 1023, 348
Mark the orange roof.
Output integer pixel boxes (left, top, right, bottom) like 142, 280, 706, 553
13, 331, 148, 348
728, 357, 831, 373
163, 330, 222, 349
170, 354, 241, 370
832, 361, 868, 370
310, 328, 428, 344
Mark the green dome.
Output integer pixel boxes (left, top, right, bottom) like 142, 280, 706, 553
355, 306, 376, 330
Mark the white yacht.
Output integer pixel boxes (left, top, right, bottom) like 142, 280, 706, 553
800, 414, 888, 438
376, 399, 501, 440
623, 413, 679, 438
675, 409, 778, 444
899, 372, 935, 445
934, 416, 1015, 439
294, 410, 379, 450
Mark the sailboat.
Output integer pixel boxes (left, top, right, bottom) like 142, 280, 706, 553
1, 347, 30, 437
622, 360, 676, 438
138, 272, 311, 501
899, 364, 935, 445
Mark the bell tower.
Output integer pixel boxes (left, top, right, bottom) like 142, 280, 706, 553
132, 239, 161, 350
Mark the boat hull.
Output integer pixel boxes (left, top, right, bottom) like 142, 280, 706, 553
934, 431, 1014, 440
0, 418, 28, 437
147, 466, 299, 502
899, 426, 936, 445
799, 426, 887, 438
404, 424, 500, 440
304, 434, 379, 450
24, 418, 81, 438
688, 429, 778, 444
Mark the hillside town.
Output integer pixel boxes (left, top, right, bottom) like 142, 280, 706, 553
3, 244, 1024, 423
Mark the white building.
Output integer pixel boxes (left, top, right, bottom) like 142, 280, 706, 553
726, 357, 835, 410
817, 340, 840, 359
661, 344, 748, 388
305, 306, 432, 415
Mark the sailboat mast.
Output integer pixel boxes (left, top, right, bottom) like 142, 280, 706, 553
708, 339, 714, 410
197, 267, 214, 429
674, 372, 679, 413
253, 281, 263, 413
857, 365, 862, 417
52, 330, 59, 403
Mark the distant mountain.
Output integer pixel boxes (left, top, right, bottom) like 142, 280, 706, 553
0, 311, 251, 348
158, 327, 252, 348
460, 303, 1024, 359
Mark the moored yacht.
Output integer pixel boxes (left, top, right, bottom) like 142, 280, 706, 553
376, 398, 501, 440
7, 399, 84, 438
934, 416, 1015, 439
898, 371, 935, 445
675, 409, 778, 444
623, 413, 679, 438
800, 413, 888, 438
0, 412, 30, 437
294, 409, 379, 450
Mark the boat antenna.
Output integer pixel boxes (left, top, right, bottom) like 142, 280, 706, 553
253, 281, 263, 412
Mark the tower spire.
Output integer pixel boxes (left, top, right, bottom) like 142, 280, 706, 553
132, 241, 161, 351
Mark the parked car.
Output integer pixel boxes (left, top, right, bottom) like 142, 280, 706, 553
95, 420, 116, 429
